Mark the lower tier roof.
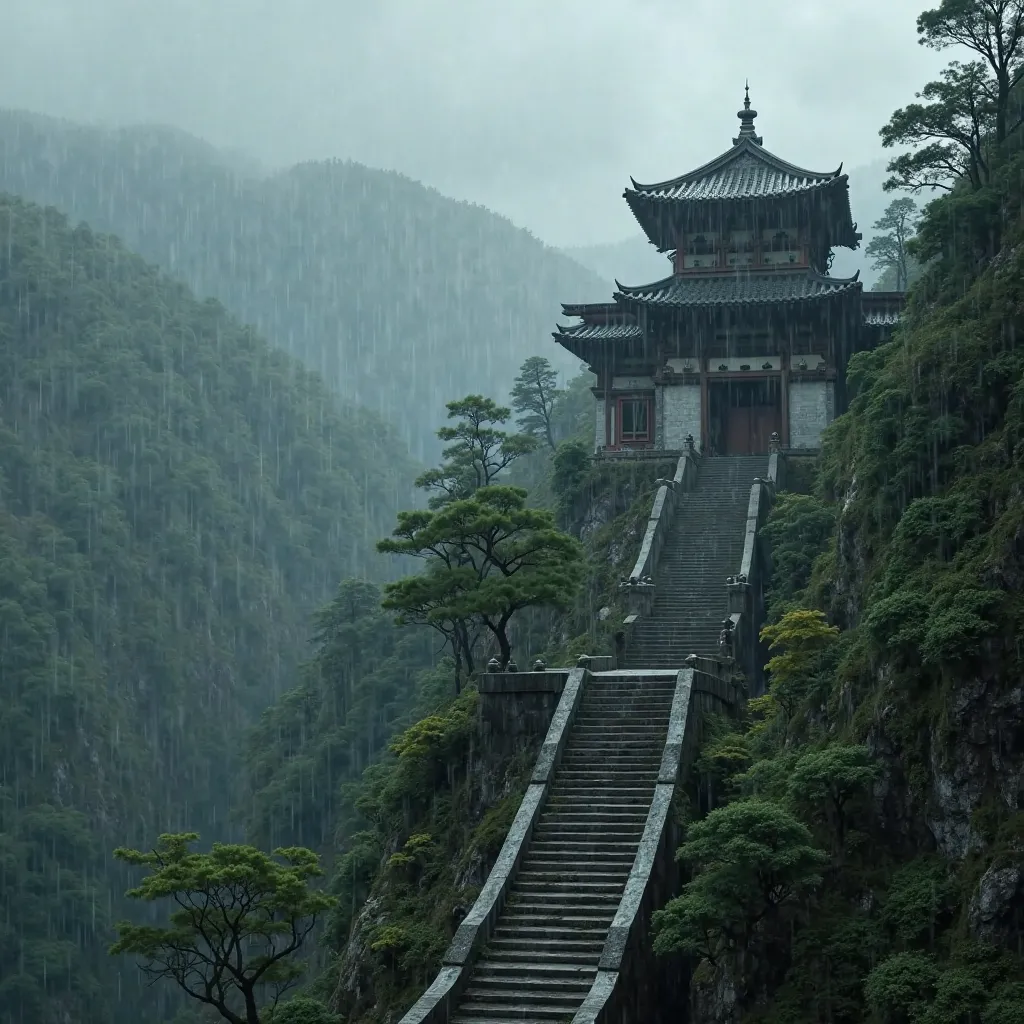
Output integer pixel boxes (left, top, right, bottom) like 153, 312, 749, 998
614, 269, 861, 308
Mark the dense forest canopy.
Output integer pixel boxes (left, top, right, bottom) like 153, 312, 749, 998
0, 110, 606, 461
0, 193, 417, 1024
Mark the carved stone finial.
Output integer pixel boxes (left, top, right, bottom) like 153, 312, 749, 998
532, 658, 546, 671
506, 657, 518, 672
684, 433, 695, 453
733, 82, 763, 146
487, 656, 501, 671
768, 431, 781, 453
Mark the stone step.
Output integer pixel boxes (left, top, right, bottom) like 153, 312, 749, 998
532, 827, 644, 842
465, 982, 592, 1006
578, 701, 674, 712
540, 810, 649, 824
563, 739, 665, 750
455, 1004, 582, 1022
456, 1003, 579, 1022
546, 791, 653, 805
532, 827, 645, 842
473, 960, 598, 980
504, 898, 619, 916
512, 875, 625, 892
522, 853, 636, 870
492, 923, 610, 943
529, 837, 641, 852
487, 934, 606, 954
569, 724, 668, 735
498, 911, 615, 930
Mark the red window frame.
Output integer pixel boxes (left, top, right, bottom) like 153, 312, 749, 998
616, 395, 653, 445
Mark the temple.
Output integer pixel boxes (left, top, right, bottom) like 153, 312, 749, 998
554, 88, 905, 456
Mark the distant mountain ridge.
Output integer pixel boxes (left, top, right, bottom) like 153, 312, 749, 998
0, 192, 418, 1024
0, 109, 609, 460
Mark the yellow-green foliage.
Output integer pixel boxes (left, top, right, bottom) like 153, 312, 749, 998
759, 609, 840, 718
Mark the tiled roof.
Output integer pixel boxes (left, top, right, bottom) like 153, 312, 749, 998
862, 291, 905, 327
614, 270, 861, 308
628, 139, 842, 203
555, 321, 643, 341
863, 309, 900, 326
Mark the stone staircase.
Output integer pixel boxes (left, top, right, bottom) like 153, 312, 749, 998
624, 455, 767, 668
450, 672, 676, 1024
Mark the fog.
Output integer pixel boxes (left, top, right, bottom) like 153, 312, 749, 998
5, 0, 947, 247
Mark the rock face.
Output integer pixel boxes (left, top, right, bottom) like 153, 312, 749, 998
969, 862, 1024, 946
329, 694, 552, 1021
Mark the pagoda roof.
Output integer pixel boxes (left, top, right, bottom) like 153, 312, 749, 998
553, 306, 643, 359
613, 269, 861, 310
560, 301, 623, 319
555, 320, 644, 341
628, 138, 843, 204
624, 89, 860, 251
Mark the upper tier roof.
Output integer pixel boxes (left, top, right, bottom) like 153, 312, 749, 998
613, 269, 861, 309
628, 141, 842, 204
624, 89, 860, 251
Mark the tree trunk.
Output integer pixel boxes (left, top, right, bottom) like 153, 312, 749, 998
242, 985, 261, 1024
483, 617, 512, 667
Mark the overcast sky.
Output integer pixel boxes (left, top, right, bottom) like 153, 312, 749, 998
4, 0, 947, 247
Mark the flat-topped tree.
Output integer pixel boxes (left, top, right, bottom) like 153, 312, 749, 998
378, 486, 583, 675
109, 833, 334, 1024
415, 395, 537, 508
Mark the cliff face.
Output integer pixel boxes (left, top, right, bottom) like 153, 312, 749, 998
666, 165, 1024, 1022
315, 461, 664, 1022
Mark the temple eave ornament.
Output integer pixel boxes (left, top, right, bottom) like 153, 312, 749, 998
733, 81, 763, 147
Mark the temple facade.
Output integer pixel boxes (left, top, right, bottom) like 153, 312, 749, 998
554, 90, 905, 456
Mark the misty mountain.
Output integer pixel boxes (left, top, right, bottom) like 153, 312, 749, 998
0, 191, 421, 1023
0, 110, 608, 460
564, 160, 900, 290
563, 234, 673, 286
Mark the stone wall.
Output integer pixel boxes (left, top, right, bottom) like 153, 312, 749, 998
661, 383, 702, 450
788, 380, 835, 449
478, 671, 569, 766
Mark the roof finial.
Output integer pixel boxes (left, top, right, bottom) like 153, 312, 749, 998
734, 81, 763, 146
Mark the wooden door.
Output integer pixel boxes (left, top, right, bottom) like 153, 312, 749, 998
725, 407, 750, 455
724, 404, 780, 453
750, 405, 781, 453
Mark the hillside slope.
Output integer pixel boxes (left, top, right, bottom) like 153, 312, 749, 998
0, 193, 416, 1024
0, 110, 609, 460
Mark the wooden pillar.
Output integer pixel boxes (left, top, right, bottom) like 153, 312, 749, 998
700, 368, 709, 453
603, 348, 612, 449
781, 351, 790, 448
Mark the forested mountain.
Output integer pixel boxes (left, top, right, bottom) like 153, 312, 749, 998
0, 110, 607, 461
0, 193, 418, 1024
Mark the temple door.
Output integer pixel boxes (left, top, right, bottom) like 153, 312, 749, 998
750, 404, 781, 453
725, 406, 750, 455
